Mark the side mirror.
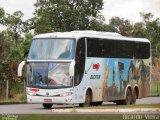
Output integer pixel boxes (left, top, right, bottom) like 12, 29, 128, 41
69, 60, 75, 76
18, 61, 26, 76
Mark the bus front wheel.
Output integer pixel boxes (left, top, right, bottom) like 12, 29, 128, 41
42, 103, 53, 109
79, 89, 92, 107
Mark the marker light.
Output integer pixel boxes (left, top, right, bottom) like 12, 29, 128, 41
59, 92, 72, 97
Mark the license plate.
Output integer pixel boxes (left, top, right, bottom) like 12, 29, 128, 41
44, 99, 52, 103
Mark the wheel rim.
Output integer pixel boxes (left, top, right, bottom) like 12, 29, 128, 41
85, 91, 91, 106
126, 89, 132, 104
132, 90, 137, 104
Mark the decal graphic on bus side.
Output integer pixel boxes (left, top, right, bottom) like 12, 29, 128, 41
90, 75, 101, 79
92, 63, 100, 71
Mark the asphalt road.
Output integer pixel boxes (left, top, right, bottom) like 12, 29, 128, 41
0, 97, 159, 114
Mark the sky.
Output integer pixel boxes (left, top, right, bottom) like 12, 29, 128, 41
0, 0, 160, 23
101, 0, 160, 23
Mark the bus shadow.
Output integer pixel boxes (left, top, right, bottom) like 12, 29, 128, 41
33, 102, 118, 110
51, 102, 117, 109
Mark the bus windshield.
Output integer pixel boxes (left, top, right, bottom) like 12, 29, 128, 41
28, 39, 75, 60
27, 63, 72, 88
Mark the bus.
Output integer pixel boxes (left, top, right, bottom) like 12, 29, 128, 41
18, 31, 151, 109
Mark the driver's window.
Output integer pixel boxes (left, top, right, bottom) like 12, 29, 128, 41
74, 38, 86, 86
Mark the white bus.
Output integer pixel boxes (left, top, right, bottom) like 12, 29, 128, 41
18, 31, 151, 108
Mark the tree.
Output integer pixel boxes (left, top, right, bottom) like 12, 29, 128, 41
140, 12, 160, 56
0, 30, 26, 99
0, 8, 30, 47
33, 0, 103, 34
132, 22, 146, 37
109, 17, 133, 36
0, 8, 33, 100
22, 33, 33, 58
2, 11, 25, 47
0, 8, 5, 24
86, 15, 114, 32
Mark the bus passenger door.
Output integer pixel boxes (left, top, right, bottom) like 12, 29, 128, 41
86, 38, 104, 102
73, 38, 86, 103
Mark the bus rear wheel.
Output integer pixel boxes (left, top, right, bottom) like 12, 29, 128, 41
132, 89, 137, 104
42, 103, 53, 109
115, 100, 124, 105
125, 88, 132, 105
79, 89, 92, 107
116, 88, 132, 105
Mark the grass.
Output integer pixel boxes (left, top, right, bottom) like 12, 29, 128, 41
150, 80, 160, 96
75, 104, 160, 109
0, 93, 26, 103
1, 114, 159, 120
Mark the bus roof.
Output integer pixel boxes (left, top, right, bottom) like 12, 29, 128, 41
33, 30, 150, 43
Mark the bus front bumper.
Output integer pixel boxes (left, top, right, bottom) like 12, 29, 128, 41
27, 95, 73, 104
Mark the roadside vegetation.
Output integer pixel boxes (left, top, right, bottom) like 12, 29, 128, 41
0, 114, 133, 120
78, 103, 160, 109
0, 0, 160, 102
0, 114, 159, 120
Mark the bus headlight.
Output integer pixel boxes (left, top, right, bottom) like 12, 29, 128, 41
27, 88, 39, 96
59, 92, 72, 97
27, 91, 37, 96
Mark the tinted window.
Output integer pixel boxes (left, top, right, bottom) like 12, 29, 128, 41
116, 40, 134, 58
87, 38, 116, 58
87, 38, 98, 57
74, 38, 86, 86
134, 42, 150, 59
87, 38, 150, 59
98, 39, 116, 58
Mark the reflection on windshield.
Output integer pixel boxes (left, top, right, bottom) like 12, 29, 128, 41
48, 63, 71, 86
28, 39, 75, 60
27, 63, 72, 88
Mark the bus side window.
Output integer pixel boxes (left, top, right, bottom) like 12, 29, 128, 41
87, 38, 98, 57
74, 38, 86, 86
98, 39, 116, 58
134, 42, 150, 59
116, 41, 134, 59
104, 40, 116, 58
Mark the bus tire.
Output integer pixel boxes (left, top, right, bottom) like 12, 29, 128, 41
79, 89, 92, 107
132, 89, 137, 104
91, 101, 103, 106
115, 100, 124, 105
42, 103, 53, 109
125, 88, 132, 105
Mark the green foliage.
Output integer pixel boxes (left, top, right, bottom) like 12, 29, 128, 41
139, 12, 160, 56
108, 17, 134, 36
132, 22, 146, 37
150, 80, 160, 96
0, 8, 31, 47
33, 0, 103, 34
0, 9, 32, 99
3, 11, 24, 46
0, 8, 5, 24
0, 30, 28, 100
22, 33, 33, 58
